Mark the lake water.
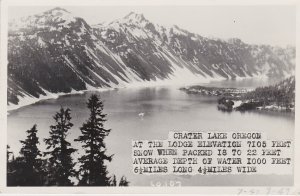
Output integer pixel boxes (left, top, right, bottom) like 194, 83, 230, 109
7, 78, 295, 186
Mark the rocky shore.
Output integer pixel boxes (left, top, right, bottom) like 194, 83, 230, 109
180, 76, 295, 113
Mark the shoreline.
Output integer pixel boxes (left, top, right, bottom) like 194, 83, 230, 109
7, 76, 224, 113
6, 73, 273, 113
180, 80, 295, 113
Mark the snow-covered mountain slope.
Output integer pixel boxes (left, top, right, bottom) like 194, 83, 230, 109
8, 8, 295, 107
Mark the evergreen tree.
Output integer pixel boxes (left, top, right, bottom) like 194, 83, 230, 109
44, 107, 77, 186
20, 125, 41, 167
7, 125, 44, 186
7, 145, 14, 186
109, 175, 129, 186
75, 94, 112, 186
7, 145, 12, 161
119, 176, 129, 186
110, 175, 117, 186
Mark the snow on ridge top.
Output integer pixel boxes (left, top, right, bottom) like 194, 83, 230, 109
116, 11, 150, 27
44, 7, 71, 15
94, 12, 152, 33
92, 21, 109, 29
124, 11, 146, 22
170, 25, 190, 36
9, 7, 76, 31
34, 7, 76, 26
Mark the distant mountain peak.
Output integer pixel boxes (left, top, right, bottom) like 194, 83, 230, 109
44, 7, 71, 15
124, 11, 146, 21
40, 6, 74, 20
99, 11, 152, 31
120, 11, 150, 26
9, 7, 77, 31
7, 8, 296, 108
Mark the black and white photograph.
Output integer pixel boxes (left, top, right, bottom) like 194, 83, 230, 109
1, 0, 299, 194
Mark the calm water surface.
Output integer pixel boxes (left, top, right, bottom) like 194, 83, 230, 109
7, 78, 294, 186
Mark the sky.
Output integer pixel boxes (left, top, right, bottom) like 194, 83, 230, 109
8, 5, 296, 47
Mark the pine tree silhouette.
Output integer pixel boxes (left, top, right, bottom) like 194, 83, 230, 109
110, 175, 117, 186
110, 175, 129, 186
20, 125, 41, 164
7, 145, 15, 186
75, 94, 112, 186
7, 145, 12, 161
7, 125, 44, 186
119, 176, 129, 186
44, 107, 77, 186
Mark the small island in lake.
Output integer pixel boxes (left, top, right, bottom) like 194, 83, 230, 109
180, 76, 295, 112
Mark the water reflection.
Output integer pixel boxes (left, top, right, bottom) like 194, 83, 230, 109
7, 79, 294, 186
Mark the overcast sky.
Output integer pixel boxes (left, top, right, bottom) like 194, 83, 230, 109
8, 6, 296, 47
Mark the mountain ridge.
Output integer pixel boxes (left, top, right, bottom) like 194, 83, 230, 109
7, 8, 295, 108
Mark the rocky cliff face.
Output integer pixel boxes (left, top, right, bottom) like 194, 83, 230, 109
8, 7, 295, 106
